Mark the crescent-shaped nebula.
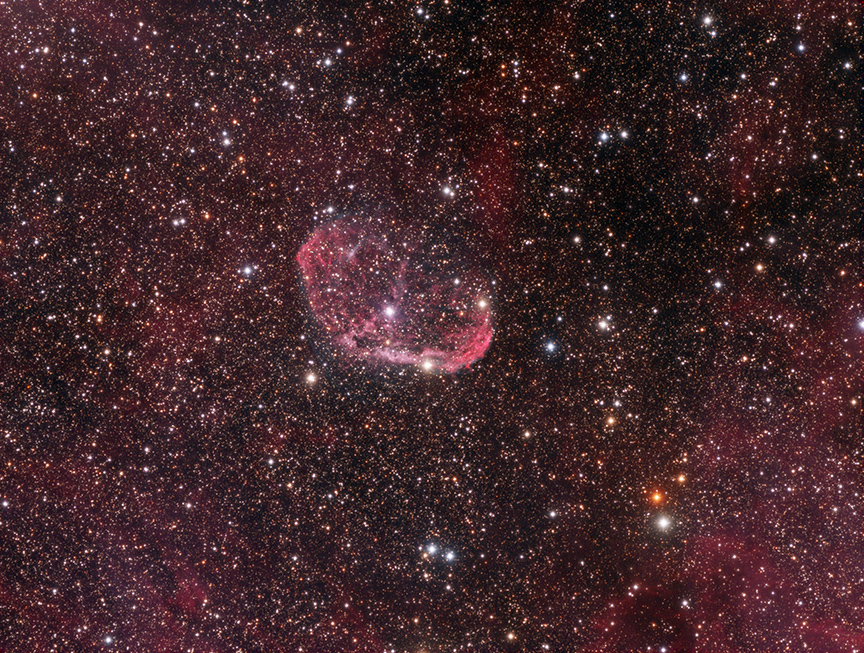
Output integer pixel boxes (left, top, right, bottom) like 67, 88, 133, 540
297, 214, 494, 372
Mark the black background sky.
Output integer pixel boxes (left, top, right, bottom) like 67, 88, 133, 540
0, 1, 861, 651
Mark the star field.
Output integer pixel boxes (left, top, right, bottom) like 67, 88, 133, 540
0, 1, 860, 652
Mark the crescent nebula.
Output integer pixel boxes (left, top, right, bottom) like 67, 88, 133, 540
297, 214, 495, 372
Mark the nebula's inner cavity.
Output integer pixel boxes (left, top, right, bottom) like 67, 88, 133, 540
297, 215, 494, 372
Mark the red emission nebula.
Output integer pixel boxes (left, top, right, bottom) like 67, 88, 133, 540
296, 214, 495, 373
